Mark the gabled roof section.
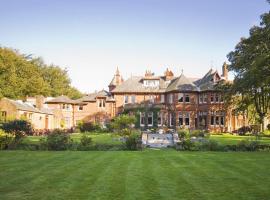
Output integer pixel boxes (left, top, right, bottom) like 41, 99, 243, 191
46, 95, 75, 104
166, 73, 198, 92
196, 69, 222, 91
112, 76, 168, 93
10, 99, 38, 112
5, 98, 53, 114
78, 90, 115, 102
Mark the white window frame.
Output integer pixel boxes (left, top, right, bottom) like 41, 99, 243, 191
185, 94, 190, 103
199, 94, 203, 104
203, 94, 208, 103
147, 112, 153, 127
149, 95, 155, 104
169, 94, 173, 104
184, 112, 190, 127
124, 95, 129, 104
215, 94, 219, 103
169, 113, 174, 127
178, 112, 183, 126
160, 95, 165, 103
157, 112, 162, 126
140, 112, 145, 127
178, 93, 184, 103
131, 95, 136, 104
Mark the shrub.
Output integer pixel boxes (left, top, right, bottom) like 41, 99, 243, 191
46, 129, 72, 150
2, 120, 33, 140
190, 130, 209, 138
267, 124, 270, 131
197, 140, 221, 151
111, 115, 136, 135
78, 135, 93, 150
177, 129, 189, 140
0, 129, 14, 150
236, 126, 252, 136
177, 139, 195, 151
78, 121, 101, 132
236, 140, 260, 151
125, 132, 142, 150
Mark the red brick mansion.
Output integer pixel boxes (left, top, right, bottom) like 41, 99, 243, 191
0, 63, 246, 132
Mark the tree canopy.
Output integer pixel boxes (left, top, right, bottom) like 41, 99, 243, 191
226, 8, 270, 131
0, 47, 82, 99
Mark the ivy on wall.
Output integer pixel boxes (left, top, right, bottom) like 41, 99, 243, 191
122, 106, 161, 130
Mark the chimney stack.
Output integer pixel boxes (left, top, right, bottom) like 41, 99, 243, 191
222, 62, 228, 80
36, 95, 45, 110
164, 68, 174, 81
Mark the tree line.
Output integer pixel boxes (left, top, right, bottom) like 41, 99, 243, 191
0, 47, 82, 99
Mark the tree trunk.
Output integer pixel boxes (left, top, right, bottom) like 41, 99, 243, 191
259, 115, 265, 133
262, 117, 265, 133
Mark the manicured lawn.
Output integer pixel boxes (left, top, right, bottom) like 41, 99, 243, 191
210, 134, 270, 145
1, 151, 270, 200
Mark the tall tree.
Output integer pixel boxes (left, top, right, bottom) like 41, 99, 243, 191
227, 10, 270, 131
0, 47, 82, 99
0, 48, 50, 98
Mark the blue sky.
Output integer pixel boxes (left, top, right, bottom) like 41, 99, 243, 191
0, 0, 269, 92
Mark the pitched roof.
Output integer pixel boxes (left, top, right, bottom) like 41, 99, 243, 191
166, 74, 198, 92
7, 98, 53, 114
112, 68, 223, 93
78, 90, 115, 102
112, 76, 169, 93
196, 69, 221, 91
46, 95, 75, 104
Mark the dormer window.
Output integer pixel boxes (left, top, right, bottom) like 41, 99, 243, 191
143, 80, 159, 87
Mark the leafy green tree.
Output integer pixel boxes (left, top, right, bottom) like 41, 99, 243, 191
227, 9, 270, 131
111, 115, 136, 135
0, 47, 82, 99
0, 48, 50, 98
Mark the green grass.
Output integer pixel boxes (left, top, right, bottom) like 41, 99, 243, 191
210, 134, 270, 145
0, 151, 270, 200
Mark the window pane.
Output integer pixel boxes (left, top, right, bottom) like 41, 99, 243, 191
179, 117, 183, 126
124, 96, 129, 104
210, 94, 214, 102
178, 93, 183, 102
204, 94, 208, 103
215, 94, 219, 102
140, 113, 145, 125
216, 116, 220, 125
221, 116, 224, 125
211, 116, 215, 125
199, 94, 203, 104
161, 95, 164, 103
185, 94, 190, 103
185, 118, 189, 125
131, 95, 136, 104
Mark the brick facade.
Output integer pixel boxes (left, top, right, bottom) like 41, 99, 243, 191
0, 64, 248, 132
